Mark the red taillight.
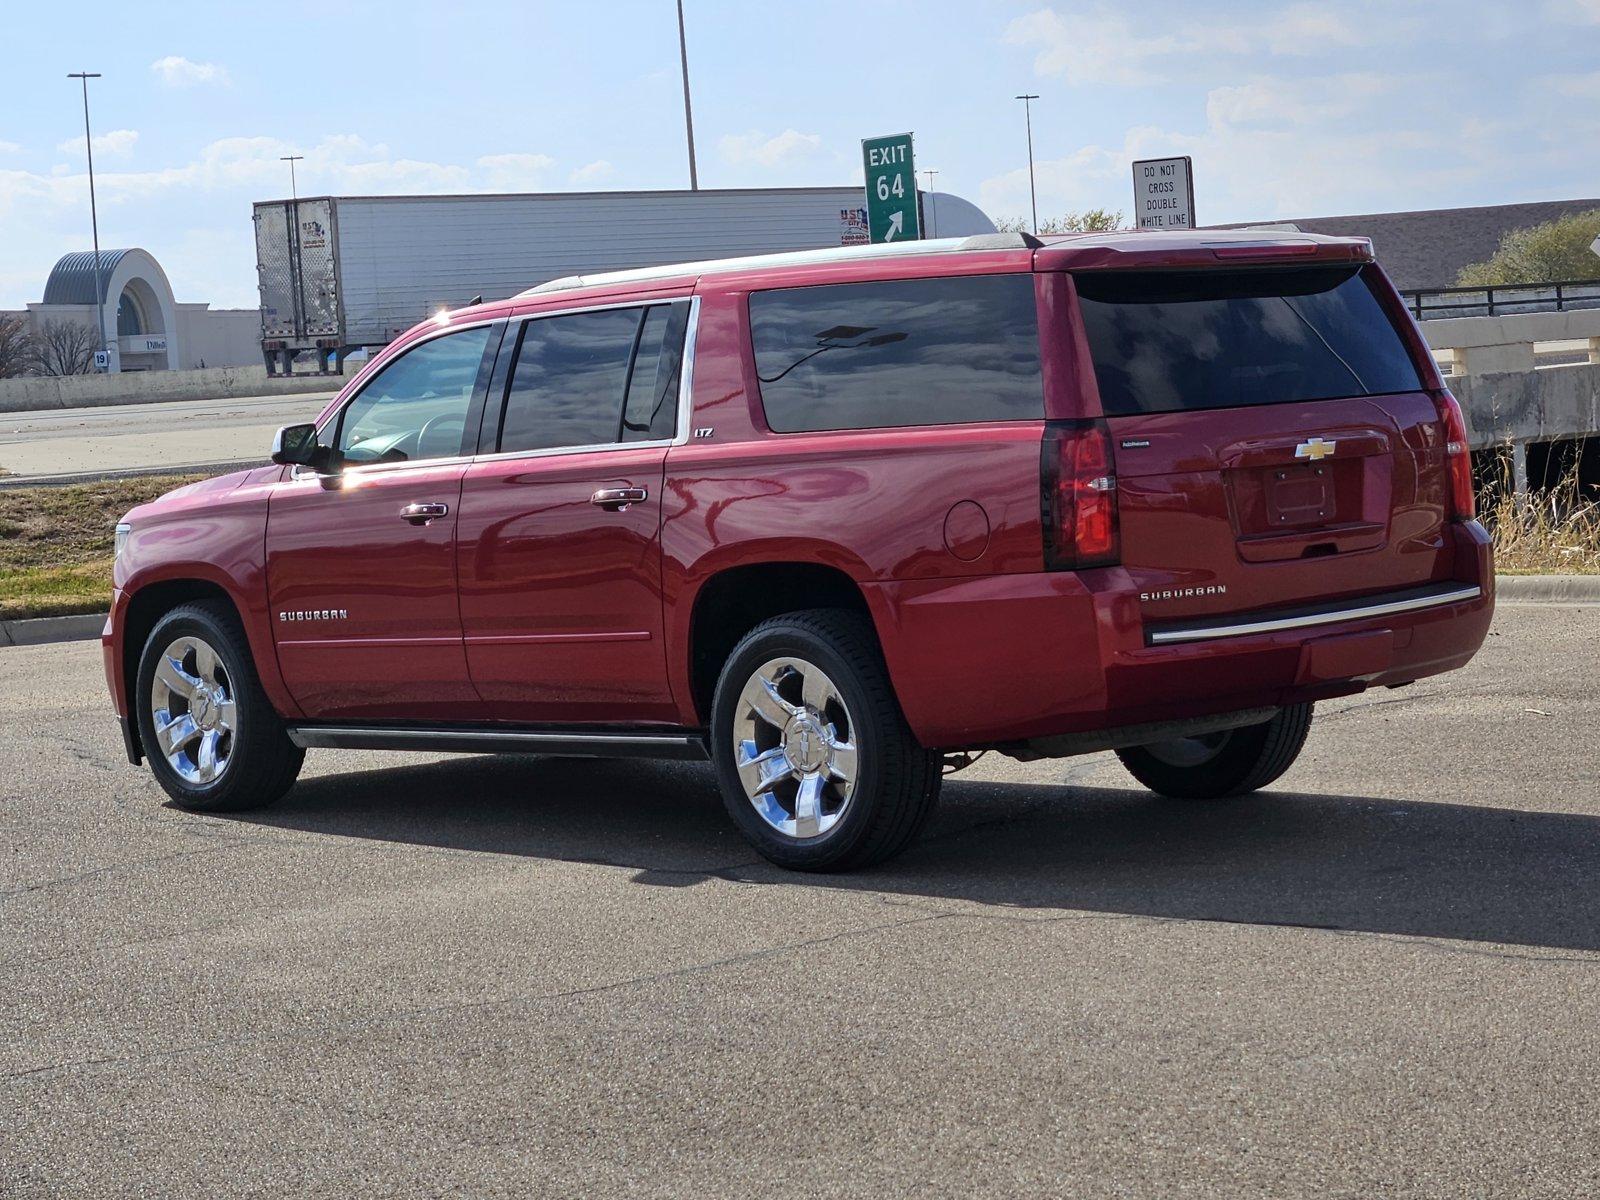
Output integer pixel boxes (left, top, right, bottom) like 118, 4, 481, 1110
1042, 419, 1120, 569
1433, 390, 1475, 521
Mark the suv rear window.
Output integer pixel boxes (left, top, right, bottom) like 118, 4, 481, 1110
750, 275, 1042, 432
1075, 265, 1422, 416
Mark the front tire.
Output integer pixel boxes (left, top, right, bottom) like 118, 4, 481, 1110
1116, 704, 1313, 799
710, 609, 940, 872
135, 601, 304, 812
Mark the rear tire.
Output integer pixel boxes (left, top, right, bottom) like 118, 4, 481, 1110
1116, 704, 1313, 799
710, 609, 940, 872
135, 601, 304, 812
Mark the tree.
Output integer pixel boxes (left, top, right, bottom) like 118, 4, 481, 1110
1456, 209, 1600, 287
0, 314, 34, 379
29, 318, 99, 376
993, 209, 1125, 235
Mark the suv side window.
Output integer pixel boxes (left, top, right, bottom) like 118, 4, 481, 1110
749, 274, 1042, 433
336, 325, 493, 464
497, 303, 688, 454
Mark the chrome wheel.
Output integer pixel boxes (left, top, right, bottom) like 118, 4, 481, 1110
148, 635, 237, 786
1142, 730, 1230, 769
733, 656, 859, 840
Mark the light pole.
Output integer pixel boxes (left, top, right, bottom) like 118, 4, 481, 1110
67, 71, 107, 370
676, 0, 699, 189
1015, 93, 1039, 235
280, 154, 304, 199
922, 169, 938, 237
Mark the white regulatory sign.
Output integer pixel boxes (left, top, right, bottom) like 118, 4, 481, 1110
1132, 156, 1196, 230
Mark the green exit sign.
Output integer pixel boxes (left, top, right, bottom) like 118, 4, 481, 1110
861, 132, 921, 244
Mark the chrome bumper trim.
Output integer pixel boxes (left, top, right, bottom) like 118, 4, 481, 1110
1147, 584, 1484, 646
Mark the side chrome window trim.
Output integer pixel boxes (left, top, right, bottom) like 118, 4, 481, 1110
469, 294, 700, 467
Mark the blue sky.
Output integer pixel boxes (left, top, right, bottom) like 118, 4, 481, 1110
2, 0, 1597, 309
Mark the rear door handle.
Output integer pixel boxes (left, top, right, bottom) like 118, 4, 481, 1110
401, 501, 450, 524
590, 487, 648, 511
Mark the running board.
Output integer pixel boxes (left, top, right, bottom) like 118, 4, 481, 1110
286, 724, 708, 760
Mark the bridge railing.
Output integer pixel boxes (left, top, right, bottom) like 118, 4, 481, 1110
1402, 279, 1600, 320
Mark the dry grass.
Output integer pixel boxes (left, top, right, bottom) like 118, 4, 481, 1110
1479, 458, 1600, 575
0, 474, 206, 619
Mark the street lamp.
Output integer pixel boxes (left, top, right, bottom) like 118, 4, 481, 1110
676, 0, 699, 189
922, 169, 939, 238
1015, 93, 1040, 235
280, 154, 304, 200
67, 71, 107, 371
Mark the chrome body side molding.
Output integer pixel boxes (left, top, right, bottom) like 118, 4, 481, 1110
286, 725, 708, 760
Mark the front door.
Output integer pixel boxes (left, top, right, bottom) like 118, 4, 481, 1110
266, 322, 500, 720
457, 300, 690, 723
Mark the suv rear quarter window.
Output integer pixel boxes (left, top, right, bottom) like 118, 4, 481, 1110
1075, 265, 1423, 416
749, 274, 1042, 433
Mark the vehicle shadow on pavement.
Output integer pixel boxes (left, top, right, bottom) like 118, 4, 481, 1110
216, 753, 1600, 953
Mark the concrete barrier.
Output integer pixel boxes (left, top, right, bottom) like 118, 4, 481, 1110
0, 365, 340, 413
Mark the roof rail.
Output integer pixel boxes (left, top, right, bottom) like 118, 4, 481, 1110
516, 231, 1040, 297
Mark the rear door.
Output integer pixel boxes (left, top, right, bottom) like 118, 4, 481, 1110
455, 299, 691, 724
1072, 264, 1453, 619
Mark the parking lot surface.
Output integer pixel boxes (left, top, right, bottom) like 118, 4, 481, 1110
3, 602, 1598, 1198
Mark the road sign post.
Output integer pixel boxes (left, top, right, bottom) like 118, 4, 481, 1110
862, 133, 920, 243
1132, 156, 1196, 230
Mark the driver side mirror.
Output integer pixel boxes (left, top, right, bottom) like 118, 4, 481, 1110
270, 423, 339, 474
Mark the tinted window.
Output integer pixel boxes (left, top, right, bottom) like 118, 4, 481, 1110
750, 275, 1042, 433
621, 304, 689, 443
1076, 265, 1422, 416
337, 325, 492, 463
498, 304, 686, 453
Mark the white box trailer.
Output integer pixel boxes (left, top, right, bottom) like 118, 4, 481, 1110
252, 187, 995, 374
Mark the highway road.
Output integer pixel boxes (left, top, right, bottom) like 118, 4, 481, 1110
0, 392, 334, 483
3, 602, 1598, 1197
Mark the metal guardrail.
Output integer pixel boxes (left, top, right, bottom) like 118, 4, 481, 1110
1402, 279, 1600, 320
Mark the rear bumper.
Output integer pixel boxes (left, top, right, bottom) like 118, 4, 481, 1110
869, 520, 1494, 748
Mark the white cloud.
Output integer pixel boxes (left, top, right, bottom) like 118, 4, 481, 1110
1546, 0, 1600, 21
475, 152, 557, 191
1551, 71, 1600, 99
0, 141, 19, 154
975, 68, 1532, 227
569, 159, 615, 186
1205, 74, 1391, 129
1006, 4, 1369, 86
719, 129, 824, 168
54, 129, 139, 159
151, 56, 230, 87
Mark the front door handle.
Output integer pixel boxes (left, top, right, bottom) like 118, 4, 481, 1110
591, 487, 648, 511
401, 501, 450, 524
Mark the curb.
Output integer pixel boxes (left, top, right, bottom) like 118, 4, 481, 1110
1494, 574, 1600, 604
0, 612, 107, 647
2, 576, 1596, 650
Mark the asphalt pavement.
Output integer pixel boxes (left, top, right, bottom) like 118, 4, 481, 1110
3, 602, 1598, 1198
0, 392, 334, 483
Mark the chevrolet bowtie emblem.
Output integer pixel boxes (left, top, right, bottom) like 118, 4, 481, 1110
1295, 437, 1337, 461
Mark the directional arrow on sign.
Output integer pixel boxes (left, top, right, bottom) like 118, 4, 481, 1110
885, 211, 904, 241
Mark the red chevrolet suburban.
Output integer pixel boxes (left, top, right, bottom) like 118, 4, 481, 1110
105, 230, 1492, 870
